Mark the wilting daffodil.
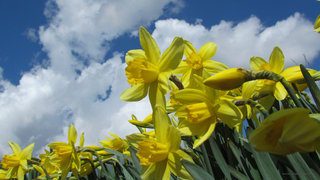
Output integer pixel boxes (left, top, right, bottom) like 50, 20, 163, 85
173, 75, 243, 148
249, 108, 320, 155
121, 27, 184, 108
174, 40, 227, 88
136, 106, 193, 180
100, 133, 130, 157
48, 124, 84, 179
1, 142, 34, 180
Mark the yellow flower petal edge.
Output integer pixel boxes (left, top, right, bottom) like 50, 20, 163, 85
249, 108, 320, 155
139, 27, 161, 65
314, 14, 320, 33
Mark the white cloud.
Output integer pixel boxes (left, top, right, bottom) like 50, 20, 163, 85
152, 13, 320, 68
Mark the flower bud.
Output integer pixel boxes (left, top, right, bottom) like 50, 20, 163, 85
203, 68, 247, 90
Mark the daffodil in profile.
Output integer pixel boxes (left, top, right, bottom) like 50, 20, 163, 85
48, 124, 84, 179
121, 27, 184, 108
136, 106, 193, 180
249, 108, 320, 155
100, 133, 130, 157
250, 46, 317, 100
173, 75, 243, 148
1, 142, 34, 180
174, 40, 228, 88
33, 149, 59, 177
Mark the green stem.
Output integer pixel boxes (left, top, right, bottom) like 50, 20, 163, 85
250, 70, 303, 108
232, 99, 269, 119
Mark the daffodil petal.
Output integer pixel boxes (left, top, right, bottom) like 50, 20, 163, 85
68, 124, 78, 145
120, 84, 148, 101
8, 142, 21, 155
172, 89, 209, 104
274, 82, 287, 100
159, 37, 184, 72
125, 49, 146, 64
314, 14, 320, 33
203, 60, 228, 74
193, 121, 216, 148
249, 108, 319, 154
174, 60, 189, 74
181, 68, 192, 88
166, 126, 181, 152
183, 40, 197, 58
198, 42, 217, 60
250, 57, 268, 71
79, 132, 84, 147
241, 81, 258, 99
280, 113, 320, 152
158, 72, 171, 95
269, 46, 284, 74
139, 27, 161, 65
216, 100, 243, 128
20, 143, 34, 160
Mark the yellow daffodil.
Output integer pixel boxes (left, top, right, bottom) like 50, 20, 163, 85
315, 14, 320, 33
250, 46, 317, 100
136, 106, 193, 180
249, 108, 320, 155
121, 27, 184, 108
33, 149, 59, 177
48, 124, 84, 179
100, 133, 130, 157
173, 76, 243, 148
174, 40, 228, 88
1, 142, 34, 180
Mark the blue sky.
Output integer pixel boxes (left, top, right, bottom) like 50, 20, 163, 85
0, 0, 319, 155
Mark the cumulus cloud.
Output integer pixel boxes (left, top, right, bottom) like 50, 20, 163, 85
152, 13, 320, 68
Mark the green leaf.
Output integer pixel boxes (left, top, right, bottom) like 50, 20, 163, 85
208, 136, 232, 180
103, 148, 133, 163
129, 146, 142, 172
228, 165, 250, 180
181, 159, 215, 180
250, 147, 282, 180
300, 64, 320, 110
228, 141, 251, 177
287, 153, 318, 180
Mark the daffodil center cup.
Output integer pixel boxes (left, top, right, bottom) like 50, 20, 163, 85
186, 102, 213, 123
55, 145, 73, 158
186, 53, 203, 70
125, 58, 159, 85
136, 139, 169, 166
1, 154, 21, 168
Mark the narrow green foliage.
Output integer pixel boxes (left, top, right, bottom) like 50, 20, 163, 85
181, 159, 215, 180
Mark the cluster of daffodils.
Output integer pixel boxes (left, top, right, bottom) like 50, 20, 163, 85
1, 21, 320, 179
